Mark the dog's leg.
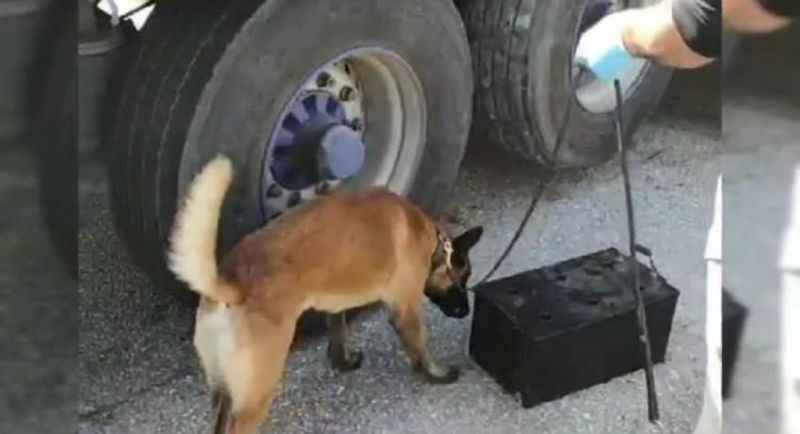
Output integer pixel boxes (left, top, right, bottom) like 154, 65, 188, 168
326, 311, 363, 371
224, 316, 296, 434
211, 388, 232, 434
388, 302, 459, 384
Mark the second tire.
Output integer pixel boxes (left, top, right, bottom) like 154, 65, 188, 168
460, 0, 673, 169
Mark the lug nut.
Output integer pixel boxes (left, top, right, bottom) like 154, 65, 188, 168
316, 72, 334, 88
266, 184, 283, 198
339, 86, 356, 102
315, 182, 330, 195
288, 191, 301, 207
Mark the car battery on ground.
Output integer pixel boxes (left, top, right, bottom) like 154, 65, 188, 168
465, 79, 666, 419
468, 247, 679, 408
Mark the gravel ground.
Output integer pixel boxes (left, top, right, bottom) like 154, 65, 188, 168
75, 68, 720, 434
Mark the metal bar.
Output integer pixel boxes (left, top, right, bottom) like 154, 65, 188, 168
614, 79, 660, 422
119, 0, 155, 21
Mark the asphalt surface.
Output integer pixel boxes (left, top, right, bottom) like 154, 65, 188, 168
74, 66, 721, 434
0, 147, 76, 434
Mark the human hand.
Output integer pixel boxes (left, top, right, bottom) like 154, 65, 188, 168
574, 11, 637, 83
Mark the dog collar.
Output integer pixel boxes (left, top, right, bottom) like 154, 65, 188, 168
437, 230, 454, 270
435, 229, 465, 291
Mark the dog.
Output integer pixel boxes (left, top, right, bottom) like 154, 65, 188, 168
168, 155, 483, 434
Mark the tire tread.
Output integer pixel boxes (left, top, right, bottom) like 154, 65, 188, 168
459, 0, 671, 168
464, 0, 544, 164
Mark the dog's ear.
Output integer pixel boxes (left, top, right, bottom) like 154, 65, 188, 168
453, 226, 483, 254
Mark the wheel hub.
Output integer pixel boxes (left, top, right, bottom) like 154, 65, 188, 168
270, 92, 364, 191
260, 49, 426, 222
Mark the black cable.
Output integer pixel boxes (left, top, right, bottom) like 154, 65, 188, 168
473, 68, 585, 286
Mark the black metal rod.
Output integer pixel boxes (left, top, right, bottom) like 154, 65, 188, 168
614, 79, 660, 422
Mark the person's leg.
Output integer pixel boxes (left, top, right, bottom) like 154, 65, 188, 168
693, 175, 722, 434
780, 167, 800, 434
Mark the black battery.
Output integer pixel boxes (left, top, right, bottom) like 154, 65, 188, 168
469, 248, 679, 408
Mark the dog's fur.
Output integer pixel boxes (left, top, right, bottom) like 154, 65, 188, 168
168, 156, 482, 434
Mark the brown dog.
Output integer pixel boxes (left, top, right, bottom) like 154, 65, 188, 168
168, 156, 483, 434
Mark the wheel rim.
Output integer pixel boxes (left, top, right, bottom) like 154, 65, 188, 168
260, 47, 427, 221
572, 0, 655, 114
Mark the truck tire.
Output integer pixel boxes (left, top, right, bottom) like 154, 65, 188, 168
460, 0, 672, 168
109, 0, 472, 283
34, 0, 76, 278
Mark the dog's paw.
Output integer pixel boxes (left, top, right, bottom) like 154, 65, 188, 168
330, 348, 364, 372
419, 364, 460, 385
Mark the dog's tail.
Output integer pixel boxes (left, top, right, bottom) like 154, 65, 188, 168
168, 155, 243, 304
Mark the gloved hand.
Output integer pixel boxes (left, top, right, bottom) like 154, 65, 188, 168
574, 11, 637, 83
